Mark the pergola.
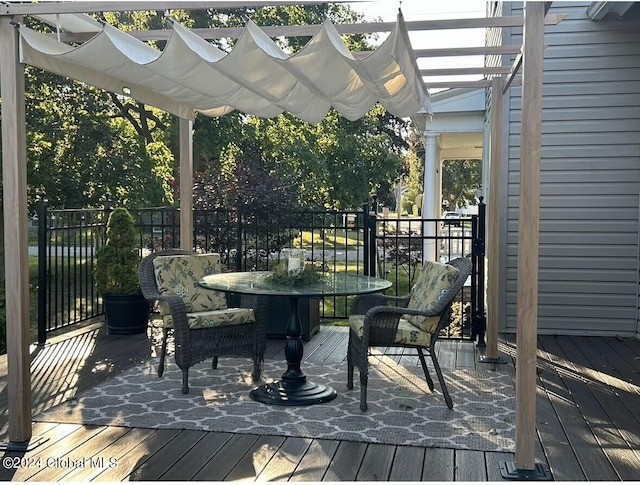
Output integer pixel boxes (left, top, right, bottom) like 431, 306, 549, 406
0, 0, 550, 478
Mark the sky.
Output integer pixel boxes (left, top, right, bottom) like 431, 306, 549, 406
347, 0, 489, 84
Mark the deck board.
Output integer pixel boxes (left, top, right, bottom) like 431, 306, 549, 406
556, 336, 640, 480
388, 445, 424, 481
94, 428, 182, 481
257, 437, 313, 482
455, 449, 487, 481
355, 443, 396, 481
223, 434, 286, 481
159, 431, 231, 480
538, 337, 620, 481
421, 447, 454, 481
289, 439, 339, 481
64, 427, 158, 482
191, 433, 259, 481
13, 425, 106, 481
323, 440, 368, 481
1, 323, 639, 481
131, 429, 208, 481
304, 325, 348, 364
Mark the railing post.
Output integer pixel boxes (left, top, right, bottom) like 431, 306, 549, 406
475, 197, 487, 346
362, 202, 370, 276
37, 192, 48, 345
470, 213, 479, 342
235, 208, 243, 271
368, 206, 377, 278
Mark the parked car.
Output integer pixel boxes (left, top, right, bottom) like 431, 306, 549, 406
442, 211, 461, 226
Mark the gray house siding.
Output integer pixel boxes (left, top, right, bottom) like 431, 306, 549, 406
501, 2, 640, 335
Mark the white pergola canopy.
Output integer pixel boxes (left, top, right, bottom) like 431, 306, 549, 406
19, 11, 430, 123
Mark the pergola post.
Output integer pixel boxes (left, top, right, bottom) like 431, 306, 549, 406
179, 118, 194, 251
499, 1, 550, 479
0, 15, 43, 451
480, 76, 507, 365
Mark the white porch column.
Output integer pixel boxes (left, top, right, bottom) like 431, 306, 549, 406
179, 118, 193, 251
421, 132, 438, 263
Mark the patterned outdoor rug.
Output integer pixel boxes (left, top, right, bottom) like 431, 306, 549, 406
34, 356, 516, 452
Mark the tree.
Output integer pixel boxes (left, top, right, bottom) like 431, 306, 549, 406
441, 159, 482, 211
246, 106, 405, 210
187, 3, 408, 210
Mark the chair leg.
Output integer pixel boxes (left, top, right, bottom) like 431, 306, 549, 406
360, 384, 368, 412
417, 348, 435, 391
430, 350, 453, 409
158, 328, 169, 378
347, 336, 354, 390
181, 369, 189, 394
358, 362, 369, 411
251, 354, 262, 383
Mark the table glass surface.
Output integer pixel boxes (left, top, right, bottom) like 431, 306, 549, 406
200, 271, 391, 297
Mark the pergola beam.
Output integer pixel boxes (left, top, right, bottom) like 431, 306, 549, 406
503, 52, 523, 95
414, 45, 523, 58
46, 14, 566, 42
425, 79, 521, 90
0, 1, 349, 15
420, 66, 512, 77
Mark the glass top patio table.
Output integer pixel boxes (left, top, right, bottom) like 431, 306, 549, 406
200, 271, 392, 298
199, 271, 391, 406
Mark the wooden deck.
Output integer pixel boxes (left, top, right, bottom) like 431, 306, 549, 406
0, 322, 638, 481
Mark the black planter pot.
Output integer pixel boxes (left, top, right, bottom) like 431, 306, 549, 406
102, 293, 150, 335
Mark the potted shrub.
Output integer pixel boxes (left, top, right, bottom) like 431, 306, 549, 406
95, 207, 150, 335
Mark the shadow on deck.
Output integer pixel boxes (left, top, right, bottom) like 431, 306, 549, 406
0, 322, 638, 481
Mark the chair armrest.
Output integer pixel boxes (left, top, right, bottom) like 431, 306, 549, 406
359, 304, 446, 346
351, 294, 409, 315
155, 293, 190, 335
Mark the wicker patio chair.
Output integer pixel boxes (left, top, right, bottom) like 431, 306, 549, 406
347, 257, 472, 411
138, 249, 266, 393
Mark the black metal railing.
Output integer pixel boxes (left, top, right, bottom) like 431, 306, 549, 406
36, 197, 486, 344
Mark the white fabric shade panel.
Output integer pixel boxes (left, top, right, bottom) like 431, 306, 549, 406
19, 11, 430, 123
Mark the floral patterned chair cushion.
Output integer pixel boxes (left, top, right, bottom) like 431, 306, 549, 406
152, 253, 228, 315
163, 307, 255, 330
348, 314, 432, 348
403, 260, 459, 334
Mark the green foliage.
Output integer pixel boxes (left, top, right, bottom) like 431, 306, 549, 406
95, 208, 141, 295
246, 107, 406, 210
25, 67, 175, 211
441, 159, 482, 211
265, 263, 324, 287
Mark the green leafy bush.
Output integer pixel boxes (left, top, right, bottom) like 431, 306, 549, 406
95, 208, 141, 295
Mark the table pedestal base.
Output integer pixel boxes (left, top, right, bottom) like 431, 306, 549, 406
250, 379, 337, 406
